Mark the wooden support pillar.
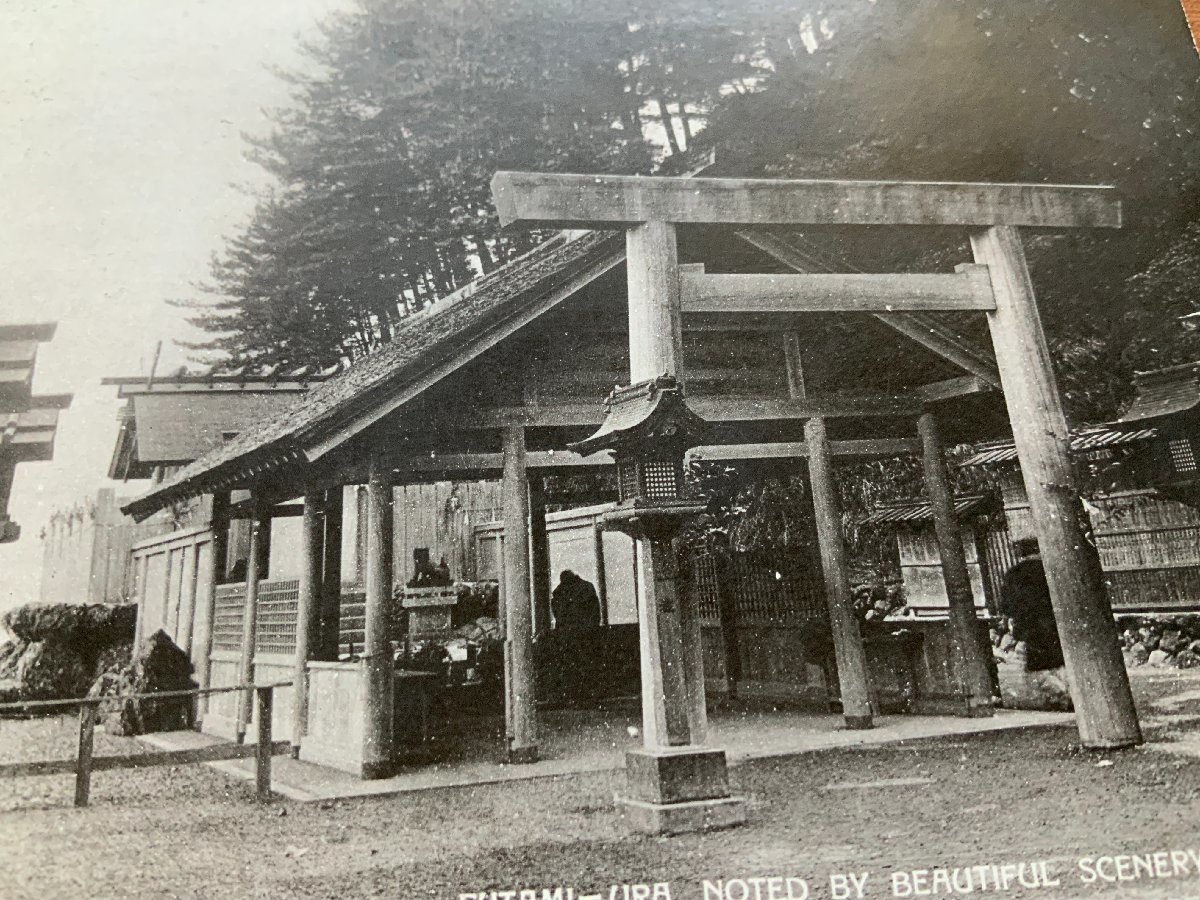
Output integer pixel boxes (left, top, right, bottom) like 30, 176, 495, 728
236, 500, 265, 742
918, 411, 995, 717
502, 424, 538, 763
362, 461, 395, 778
971, 225, 1141, 749
291, 493, 324, 758
195, 491, 229, 723
805, 416, 873, 729
528, 474, 552, 638
627, 220, 698, 748
175, 544, 200, 656
319, 488, 343, 660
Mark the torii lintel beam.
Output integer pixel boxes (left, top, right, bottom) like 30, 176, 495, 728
680, 264, 996, 314
491, 172, 1123, 230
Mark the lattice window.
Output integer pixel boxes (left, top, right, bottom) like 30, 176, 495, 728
1169, 438, 1197, 474
210, 583, 246, 653
641, 460, 680, 500
619, 463, 639, 501
255, 580, 300, 656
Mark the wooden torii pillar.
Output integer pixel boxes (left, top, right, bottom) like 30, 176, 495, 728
492, 171, 1142, 753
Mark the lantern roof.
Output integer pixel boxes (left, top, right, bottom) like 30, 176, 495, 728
569, 375, 710, 458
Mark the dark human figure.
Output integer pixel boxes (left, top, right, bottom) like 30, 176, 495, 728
549, 570, 602, 705
999, 538, 1065, 672
551, 570, 601, 631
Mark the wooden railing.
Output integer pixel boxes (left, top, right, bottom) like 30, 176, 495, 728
0, 682, 290, 807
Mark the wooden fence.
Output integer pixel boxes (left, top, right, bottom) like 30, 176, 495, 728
0, 683, 290, 807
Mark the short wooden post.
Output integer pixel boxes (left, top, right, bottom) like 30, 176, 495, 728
972, 225, 1141, 749
805, 416, 873, 729
362, 461, 395, 779
255, 686, 272, 802
319, 488, 344, 661
918, 411, 995, 716
196, 491, 229, 723
502, 425, 538, 763
236, 502, 265, 742
74, 702, 97, 808
291, 493, 324, 758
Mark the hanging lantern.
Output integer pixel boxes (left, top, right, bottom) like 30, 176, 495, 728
570, 375, 710, 535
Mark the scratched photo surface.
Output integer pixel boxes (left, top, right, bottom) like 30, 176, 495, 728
2, 2, 1200, 898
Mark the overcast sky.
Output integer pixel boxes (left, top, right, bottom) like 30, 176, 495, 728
0, 0, 350, 615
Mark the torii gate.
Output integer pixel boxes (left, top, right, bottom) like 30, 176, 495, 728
492, 171, 1141, 829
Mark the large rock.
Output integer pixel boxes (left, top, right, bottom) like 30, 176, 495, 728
4, 603, 87, 644
2, 602, 136, 659
87, 630, 195, 736
12, 640, 91, 701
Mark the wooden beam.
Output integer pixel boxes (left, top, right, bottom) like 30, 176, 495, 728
492, 172, 1123, 229
680, 267, 996, 314
914, 375, 994, 404
468, 393, 921, 429
735, 232, 1003, 388
972, 224, 1140, 749
689, 438, 919, 462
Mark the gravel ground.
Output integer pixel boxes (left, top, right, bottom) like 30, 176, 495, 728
1, 673, 1199, 900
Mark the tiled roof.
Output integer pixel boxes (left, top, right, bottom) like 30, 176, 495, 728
957, 425, 1158, 467
123, 231, 622, 519
861, 494, 997, 525
1117, 362, 1200, 425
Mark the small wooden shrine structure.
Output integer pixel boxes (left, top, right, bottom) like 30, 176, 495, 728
0, 323, 70, 544
124, 171, 1143, 832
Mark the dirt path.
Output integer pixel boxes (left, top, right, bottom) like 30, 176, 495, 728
1, 673, 1198, 900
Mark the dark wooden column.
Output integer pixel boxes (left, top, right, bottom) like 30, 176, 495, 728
972, 225, 1141, 749
195, 491, 229, 726
918, 411, 995, 716
805, 416, 873, 729
291, 493, 324, 757
362, 461, 395, 778
235, 499, 265, 743
502, 425, 538, 762
319, 488, 343, 660
528, 474, 552, 637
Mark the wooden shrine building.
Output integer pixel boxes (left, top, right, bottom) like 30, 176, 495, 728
123, 172, 1143, 833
